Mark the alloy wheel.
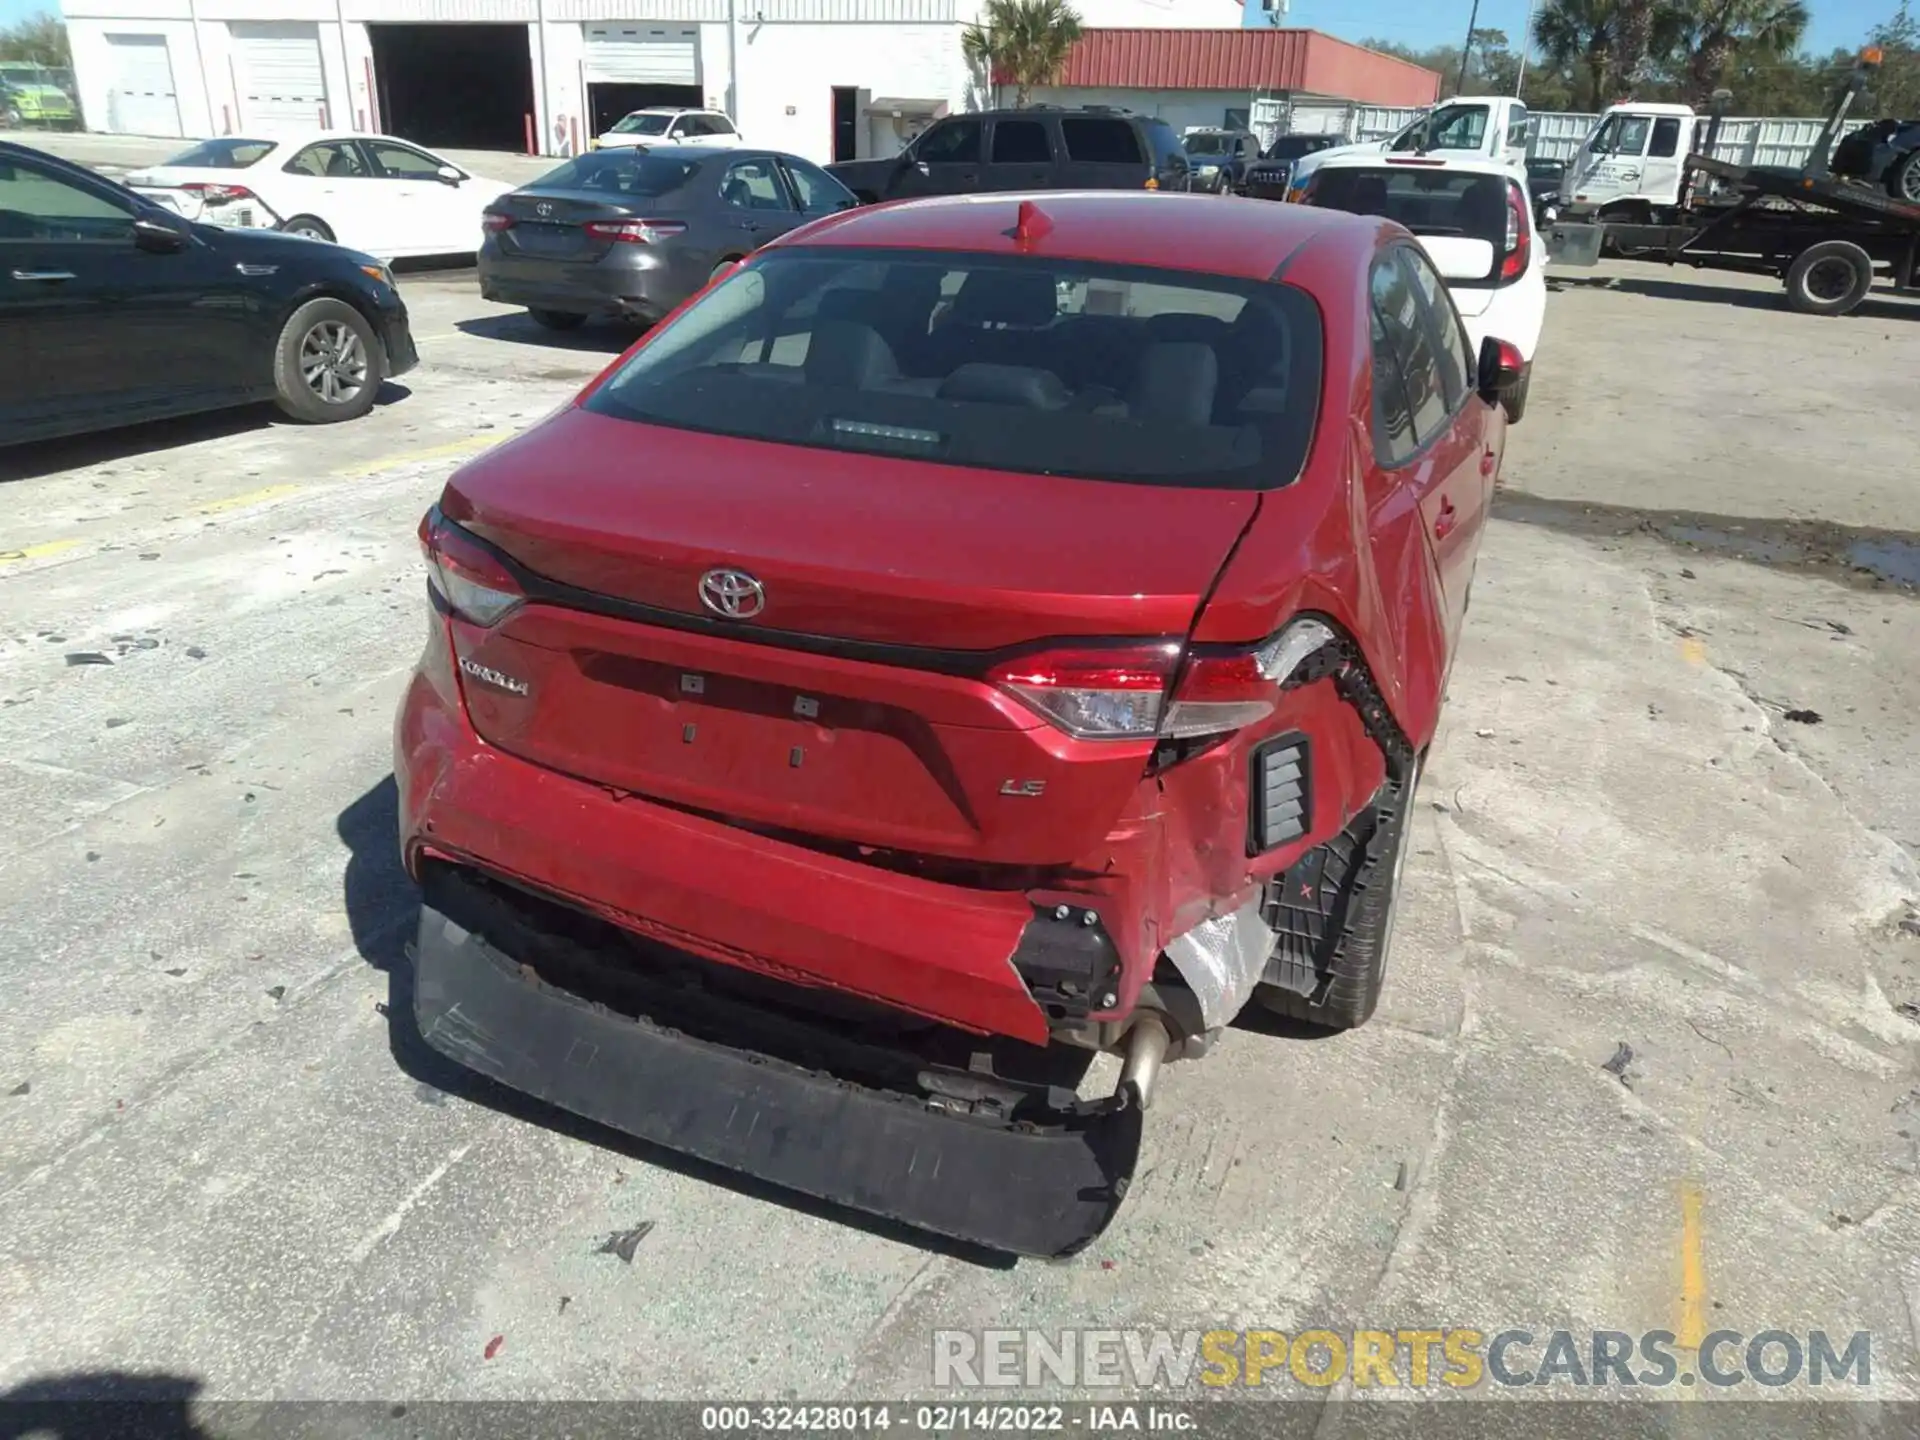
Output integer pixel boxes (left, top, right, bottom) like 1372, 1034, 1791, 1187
299, 320, 368, 406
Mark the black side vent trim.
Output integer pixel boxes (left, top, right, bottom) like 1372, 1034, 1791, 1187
1248, 732, 1310, 855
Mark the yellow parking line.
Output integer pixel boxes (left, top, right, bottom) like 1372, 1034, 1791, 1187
1677, 1177, 1708, 1353
1679, 636, 1708, 667
0, 537, 82, 565
195, 483, 302, 516
331, 433, 500, 481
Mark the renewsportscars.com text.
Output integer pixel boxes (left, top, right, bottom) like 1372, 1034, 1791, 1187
932, 1328, 1872, 1391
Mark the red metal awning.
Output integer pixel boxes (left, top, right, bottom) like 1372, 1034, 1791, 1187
1038, 28, 1441, 109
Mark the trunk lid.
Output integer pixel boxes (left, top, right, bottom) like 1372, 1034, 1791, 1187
437, 408, 1258, 865
488, 188, 685, 264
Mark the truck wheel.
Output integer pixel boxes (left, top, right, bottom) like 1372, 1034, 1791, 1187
1253, 757, 1421, 1031
1784, 240, 1874, 316
1887, 150, 1920, 205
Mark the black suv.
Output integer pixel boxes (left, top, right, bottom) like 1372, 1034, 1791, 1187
1242, 133, 1341, 200
825, 106, 1191, 203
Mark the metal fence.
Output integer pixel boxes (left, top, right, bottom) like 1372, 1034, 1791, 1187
1249, 95, 1870, 170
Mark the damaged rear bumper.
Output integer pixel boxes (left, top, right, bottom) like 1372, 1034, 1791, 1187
413, 865, 1144, 1258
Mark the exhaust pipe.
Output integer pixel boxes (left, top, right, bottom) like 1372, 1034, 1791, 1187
1120, 1012, 1171, 1111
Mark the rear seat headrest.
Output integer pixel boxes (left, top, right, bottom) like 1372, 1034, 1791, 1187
937, 363, 1071, 409
1129, 342, 1219, 427
948, 269, 1059, 329
805, 320, 901, 389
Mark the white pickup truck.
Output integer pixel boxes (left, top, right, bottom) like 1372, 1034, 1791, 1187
1283, 96, 1533, 199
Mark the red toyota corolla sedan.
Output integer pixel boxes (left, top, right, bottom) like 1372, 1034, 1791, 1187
396, 190, 1518, 1257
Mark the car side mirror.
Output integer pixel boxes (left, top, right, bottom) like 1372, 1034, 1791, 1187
132, 213, 187, 253
436, 165, 463, 184
1477, 335, 1525, 403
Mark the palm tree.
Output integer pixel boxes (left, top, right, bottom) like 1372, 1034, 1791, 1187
962, 0, 1084, 109
1670, 0, 1809, 103
1533, 0, 1621, 108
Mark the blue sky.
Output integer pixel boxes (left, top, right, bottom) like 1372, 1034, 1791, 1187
0, 0, 1885, 67
1240, 0, 1884, 57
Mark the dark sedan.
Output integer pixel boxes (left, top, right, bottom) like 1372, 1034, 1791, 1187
2, 141, 417, 449
478, 145, 858, 330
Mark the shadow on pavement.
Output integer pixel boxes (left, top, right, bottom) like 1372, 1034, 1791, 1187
453, 313, 642, 354
1, 386, 411, 485
335, 774, 1019, 1269
1548, 270, 1919, 320
0, 1371, 214, 1440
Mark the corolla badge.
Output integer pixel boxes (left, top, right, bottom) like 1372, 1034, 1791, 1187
535, 201, 554, 217
459, 657, 530, 696
699, 569, 766, 620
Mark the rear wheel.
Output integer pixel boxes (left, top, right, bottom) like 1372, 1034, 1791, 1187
282, 215, 334, 243
1784, 239, 1874, 316
1887, 150, 1920, 205
272, 297, 381, 425
3, 105, 23, 129
528, 309, 587, 330
1253, 756, 1421, 1031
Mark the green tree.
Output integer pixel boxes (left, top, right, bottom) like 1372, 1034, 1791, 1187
0, 11, 70, 67
1532, 0, 1621, 108
1670, 0, 1809, 103
961, 0, 1084, 110
1867, 0, 1920, 115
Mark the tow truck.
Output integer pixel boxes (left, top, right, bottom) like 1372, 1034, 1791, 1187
1545, 49, 1920, 316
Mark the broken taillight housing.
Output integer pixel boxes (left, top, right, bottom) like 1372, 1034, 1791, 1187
418, 507, 525, 627
989, 619, 1339, 742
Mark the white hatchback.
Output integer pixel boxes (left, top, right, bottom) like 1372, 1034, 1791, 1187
591, 108, 744, 150
1298, 153, 1547, 422
122, 132, 513, 262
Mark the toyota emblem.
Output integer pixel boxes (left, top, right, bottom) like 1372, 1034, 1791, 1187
535, 201, 553, 217
699, 568, 766, 619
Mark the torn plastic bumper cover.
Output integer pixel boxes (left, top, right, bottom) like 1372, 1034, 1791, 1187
411, 867, 1145, 1258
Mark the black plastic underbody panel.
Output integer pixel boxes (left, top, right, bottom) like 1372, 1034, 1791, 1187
411, 866, 1144, 1259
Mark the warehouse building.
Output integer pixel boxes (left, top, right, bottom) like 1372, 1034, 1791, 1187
56, 0, 1435, 164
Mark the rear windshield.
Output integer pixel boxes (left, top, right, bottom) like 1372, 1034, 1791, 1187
611, 112, 673, 136
583, 248, 1324, 491
531, 150, 699, 197
161, 138, 274, 169
1184, 133, 1233, 154
1309, 166, 1509, 243
1265, 135, 1330, 160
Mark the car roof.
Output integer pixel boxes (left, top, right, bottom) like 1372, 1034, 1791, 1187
771, 189, 1391, 282
160, 130, 429, 151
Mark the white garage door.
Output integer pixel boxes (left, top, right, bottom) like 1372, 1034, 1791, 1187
231, 22, 328, 130
583, 25, 698, 85
104, 33, 182, 138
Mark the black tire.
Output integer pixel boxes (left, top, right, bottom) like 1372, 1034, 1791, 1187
3, 106, 22, 129
271, 297, 382, 425
1881, 149, 1920, 205
528, 309, 587, 330
281, 215, 334, 243
1784, 239, 1874, 317
1503, 365, 1531, 425
1253, 755, 1421, 1030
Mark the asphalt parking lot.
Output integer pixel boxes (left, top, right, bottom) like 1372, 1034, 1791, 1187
3, 231, 1919, 1406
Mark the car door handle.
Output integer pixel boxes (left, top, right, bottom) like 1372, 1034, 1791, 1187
11, 269, 75, 282
1433, 497, 1457, 538
736, 219, 767, 231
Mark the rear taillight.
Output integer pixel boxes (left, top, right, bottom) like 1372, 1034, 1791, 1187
481, 212, 514, 232
584, 218, 689, 244
181, 182, 254, 206
418, 507, 524, 627
1499, 180, 1530, 281
989, 619, 1338, 743
989, 644, 1181, 740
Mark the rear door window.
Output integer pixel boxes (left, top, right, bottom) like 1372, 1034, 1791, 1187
286, 141, 368, 179
1061, 117, 1142, 164
1396, 246, 1473, 410
991, 119, 1052, 164
583, 248, 1326, 491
